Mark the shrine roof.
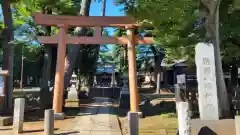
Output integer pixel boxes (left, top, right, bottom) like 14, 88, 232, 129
96, 67, 118, 73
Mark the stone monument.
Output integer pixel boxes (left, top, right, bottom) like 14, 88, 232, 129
65, 72, 79, 107
13, 98, 25, 134
195, 43, 219, 120
119, 77, 130, 109
177, 102, 191, 135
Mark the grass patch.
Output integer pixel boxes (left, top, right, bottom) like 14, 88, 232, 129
139, 116, 178, 135
117, 100, 179, 135
160, 113, 177, 118
119, 115, 178, 135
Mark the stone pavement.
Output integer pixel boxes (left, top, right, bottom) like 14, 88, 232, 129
56, 97, 122, 135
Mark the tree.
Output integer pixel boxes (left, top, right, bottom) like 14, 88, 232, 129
1, 0, 15, 110
12, 43, 43, 84
115, 0, 240, 116
150, 45, 165, 93
88, 0, 107, 87
64, 0, 91, 89
220, 0, 240, 94
116, 0, 199, 64
10, 0, 83, 109
199, 0, 229, 117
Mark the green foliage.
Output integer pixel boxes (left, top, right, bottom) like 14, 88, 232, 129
0, 0, 85, 84
12, 0, 81, 14
116, 0, 200, 64
219, 0, 240, 64
117, 0, 240, 65
6, 0, 240, 85
11, 0, 82, 40
12, 43, 43, 80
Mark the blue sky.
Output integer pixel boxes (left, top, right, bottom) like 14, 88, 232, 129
0, 1, 134, 50
0, 0, 125, 35
90, 0, 125, 16
0, 1, 125, 47
90, 0, 125, 50
90, 0, 125, 35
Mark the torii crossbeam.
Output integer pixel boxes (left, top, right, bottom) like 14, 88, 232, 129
32, 13, 154, 116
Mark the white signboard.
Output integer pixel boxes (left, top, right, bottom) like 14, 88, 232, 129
195, 43, 219, 120
177, 74, 186, 84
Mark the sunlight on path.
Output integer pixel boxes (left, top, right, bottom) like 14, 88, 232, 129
56, 97, 122, 135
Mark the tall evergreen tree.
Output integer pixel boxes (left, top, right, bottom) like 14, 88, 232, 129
1, 0, 15, 110
64, 0, 91, 89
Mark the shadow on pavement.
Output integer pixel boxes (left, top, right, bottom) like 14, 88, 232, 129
23, 128, 59, 133
72, 100, 176, 118
56, 131, 80, 135
0, 128, 12, 131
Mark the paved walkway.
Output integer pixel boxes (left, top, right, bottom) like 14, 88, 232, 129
56, 97, 122, 135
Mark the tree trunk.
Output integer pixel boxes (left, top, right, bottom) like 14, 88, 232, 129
120, 46, 125, 73
1, 0, 14, 110
124, 46, 128, 71
231, 60, 238, 88
201, 0, 230, 117
101, 0, 106, 16
40, 7, 53, 110
163, 67, 168, 87
64, 0, 91, 89
230, 60, 238, 117
150, 46, 164, 94
89, 0, 106, 84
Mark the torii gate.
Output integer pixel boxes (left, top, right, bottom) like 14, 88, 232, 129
32, 13, 153, 115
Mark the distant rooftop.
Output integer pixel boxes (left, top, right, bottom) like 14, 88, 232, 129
96, 64, 117, 73
161, 59, 187, 67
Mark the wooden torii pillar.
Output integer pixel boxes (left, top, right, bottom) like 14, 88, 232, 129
32, 13, 153, 115
52, 24, 67, 113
